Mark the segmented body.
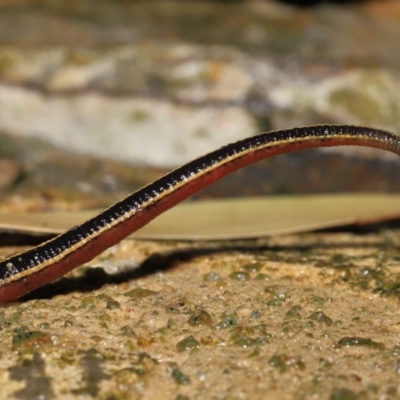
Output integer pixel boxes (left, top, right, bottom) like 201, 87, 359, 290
1, 125, 399, 302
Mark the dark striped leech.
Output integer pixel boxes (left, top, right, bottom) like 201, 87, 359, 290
0, 125, 399, 302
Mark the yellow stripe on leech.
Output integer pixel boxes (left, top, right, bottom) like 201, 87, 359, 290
2, 131, 387, 285
1, 212, 127, 284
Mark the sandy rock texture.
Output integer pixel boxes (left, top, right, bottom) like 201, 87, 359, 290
1, 231, 400, 399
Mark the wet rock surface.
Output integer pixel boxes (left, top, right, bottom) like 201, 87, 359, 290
1, 231, 400, 399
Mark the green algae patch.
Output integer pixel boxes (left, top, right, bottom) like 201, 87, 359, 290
175, 395, 190, 400
130, 353, 158, 376
285, 305, 302, 319
203, 272, 221, 282
12, 326, 52, 351
232, 335, 257, 348
31, 300, 50, 309
188, 310, 213, 327
229, 326, 270, 348
120, 325, 137, 338
214, 313, 237, 330
266, 299, 283, 307
329, 388, 361, 400
243, 262, 262, 273
176, 335, 200, 352
124, 288, 158, 298
165, 303, 181, 314
171, 363, 191, 385
374, 280, 400, 299
265, 285, 290, 300
308, 311, 333, 327
80, 296, 98, 310
269, 353, 306, 373
311, 295, 325, 307
336, 337, 384, 350
254, 273, 271, 281
111, 352, 158, 391
63, 319, 74, 328
229, 271, 250, 281
106, 300, 120, 310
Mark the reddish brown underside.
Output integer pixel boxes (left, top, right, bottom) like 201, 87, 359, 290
0, 137, 394, 302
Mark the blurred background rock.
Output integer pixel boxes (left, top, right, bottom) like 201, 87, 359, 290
0, 0, 399, 203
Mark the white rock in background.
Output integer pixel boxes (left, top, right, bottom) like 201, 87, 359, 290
0, 85, 256, 168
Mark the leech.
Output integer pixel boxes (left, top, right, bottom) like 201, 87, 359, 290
0, 125, 399, 302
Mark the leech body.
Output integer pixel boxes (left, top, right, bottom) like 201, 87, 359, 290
1, 125, 400, 302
